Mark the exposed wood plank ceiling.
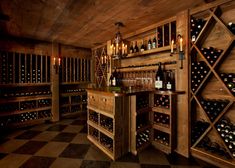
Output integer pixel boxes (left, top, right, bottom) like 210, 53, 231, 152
0, 0, 208, 48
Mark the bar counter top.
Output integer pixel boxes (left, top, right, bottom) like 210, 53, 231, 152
86, 87, 185, 97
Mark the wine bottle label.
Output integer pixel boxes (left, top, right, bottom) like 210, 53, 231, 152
112, 77, 116, 86
166, 82, 172, 90
155, 80, 163, 89
152, 42, 156, 49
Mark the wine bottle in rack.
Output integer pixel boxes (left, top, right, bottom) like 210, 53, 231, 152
155, 62, 164, 90
228, 22, 235, 34
190, 17, 206, 42
100, 116, 113, 132
191, 120, 210, 145
134, 41, 139, 53
100, 133, 113, 151
140, 40, 145, 52
152, 37, 156, 49
130, 42, 134, 54
147, 38, 152, 50
136, 129, 150, 148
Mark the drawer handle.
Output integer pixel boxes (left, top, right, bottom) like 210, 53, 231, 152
103, 98, 107, 102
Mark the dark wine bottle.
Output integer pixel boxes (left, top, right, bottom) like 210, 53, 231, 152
147, 38, 152, 50
155, 63, 164, 90
134, 41, 139, 53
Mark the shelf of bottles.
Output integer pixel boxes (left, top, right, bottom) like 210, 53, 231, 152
190, 2, 235, 167
0, 50, 52, 128
152, 92, 176, 154
60, 84, 87, 117
87, 109, 114, 159
60, 56, 91, 84
125, 21, 176, 58
130, 92, 152, 155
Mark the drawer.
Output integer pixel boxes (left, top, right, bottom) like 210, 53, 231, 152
99, 95, 114, 114
87, 93, 99, 108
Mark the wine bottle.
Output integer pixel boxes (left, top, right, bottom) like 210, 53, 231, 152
166, 70, 173, 91
155, 63, 164, 90
147, 38, 152, 50
152, 37, 156, 49
140, 40, 145, 52
228, 22, 235, 34
130, 42, 134, 54
134, 41, 139, 53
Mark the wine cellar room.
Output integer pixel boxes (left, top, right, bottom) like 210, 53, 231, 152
0, 0, 235, 167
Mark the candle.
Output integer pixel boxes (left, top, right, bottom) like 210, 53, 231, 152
114, 46, 116, 55
58, 58, 61, 66
180, 37, 183, 52
171, 40, 174, 53
53, 57, 56, 65
110, 45, 113, 55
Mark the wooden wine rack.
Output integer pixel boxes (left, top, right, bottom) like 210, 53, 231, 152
59, 56, 91, 118
151, 91, 178, 154
86, 89, 129, 160
130, 92, 152, 155
0, 51, 52, 128
189, 1, 235, 167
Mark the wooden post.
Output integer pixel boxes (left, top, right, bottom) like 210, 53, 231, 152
51, 42, 60, 122
175, 9, 190, 157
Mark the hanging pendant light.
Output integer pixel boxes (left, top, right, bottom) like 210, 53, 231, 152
110, 22, 127, 59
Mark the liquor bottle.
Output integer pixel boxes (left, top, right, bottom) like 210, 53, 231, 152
155, 62, 164, 90
152, 37, 156, 49
147, 38, 152, 50
109, 73, 114, 86
134, 41, 139, 53
112, 68, 118, 86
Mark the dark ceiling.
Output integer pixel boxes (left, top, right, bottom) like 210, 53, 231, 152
0, 0, 208, 48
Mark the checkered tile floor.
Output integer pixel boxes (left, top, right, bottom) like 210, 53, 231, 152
0, 114, 215, 168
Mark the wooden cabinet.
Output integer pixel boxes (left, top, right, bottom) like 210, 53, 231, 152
87, 89, 129, 160
0, 51, 52, 128
130, 92, 152, 155
151, 91, 177, 154
189, 1, 235, 167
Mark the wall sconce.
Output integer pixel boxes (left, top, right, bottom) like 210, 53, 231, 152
170, 34, 184, 69
53, 57, 61, 74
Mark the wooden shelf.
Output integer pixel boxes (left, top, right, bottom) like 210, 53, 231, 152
8, 117, 51, 128
87, 105, 114, 119
0, 83, 51, 87
60, 92, 86, 97
0, 95, 51, 103
152, 107, 170, 115
87, 135, 114, 160
124, 45, 173, 59
136, 124, 151, 133
153, 124, 170, 134
61, 82, 91, 85
152, 140, 171, 154
61, 111, 83, 118
87, 120, 114, 139
0, 106, 51, 117
191, 147, 235, 168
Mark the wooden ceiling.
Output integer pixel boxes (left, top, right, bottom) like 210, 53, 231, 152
0, 0, 209, 48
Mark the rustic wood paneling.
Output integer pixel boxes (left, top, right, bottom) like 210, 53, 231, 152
0, 0, 206, 48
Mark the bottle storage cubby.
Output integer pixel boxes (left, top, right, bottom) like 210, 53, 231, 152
61, 56, 91, 83
0, 51, 50, 84
190, 1, 235, 167
87, 90, 129, 160
130, 92, 151, 155
127, 21, 176, 58
59, 84, 87, 118
152, 91, 177, 154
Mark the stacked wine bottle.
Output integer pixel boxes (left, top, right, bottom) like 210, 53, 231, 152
190, 17, 206, 42
220, 73, 235, 96
136, 113, 149, 130
136, 93, 149, 109
200, 47, 223, 65
154, 112, 170, 126
154, 129, 170, 146
216, 118, 235, 158
136, 129, 150, 148
191, 61, 209, 92
154, 94, 170, 108
191, 120, 210, 145
198, 136, 231, 159
100, 132, 113, 151
89, 126, 99, 140
38, 110, 52, 119
89, 111, 99, 124
227, 22, 235, 35
200, 98, 229, 121
100, 115, 113, 133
